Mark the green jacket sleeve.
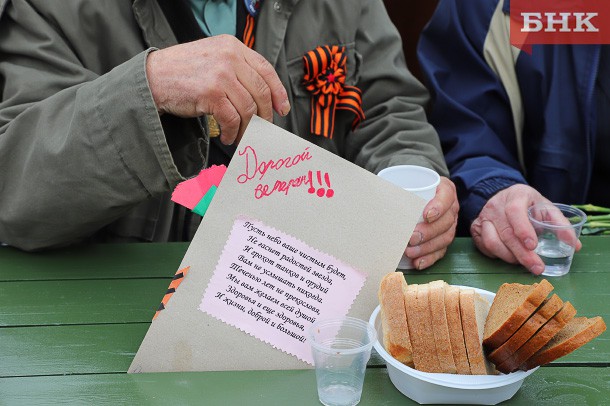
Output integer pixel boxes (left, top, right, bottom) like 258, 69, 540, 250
349, 0, 448, 176
0, 0, 193, 250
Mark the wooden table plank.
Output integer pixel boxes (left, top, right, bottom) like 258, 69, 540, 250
1, 316, 607, 379
0, 243, 188, 281
0, 279, 167, 326
0, 324, 147, 378
2, 272, 607, 331
0, 367, 607, 405
1, 237, 607, 282
420, 236, 610, 275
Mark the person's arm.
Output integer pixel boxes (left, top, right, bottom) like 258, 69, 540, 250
470, 184, 558, 274
0, 1, 182, 250
417, 0, 527, 229
0, 1, 287, 251
417, 0, 554, 274
349, 0, 458, 269
146, 34, 290, 146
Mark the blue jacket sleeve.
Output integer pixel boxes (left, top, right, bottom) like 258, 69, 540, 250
417, 0, 527, 230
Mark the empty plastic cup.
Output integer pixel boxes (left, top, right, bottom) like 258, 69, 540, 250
377, 165, 440, 269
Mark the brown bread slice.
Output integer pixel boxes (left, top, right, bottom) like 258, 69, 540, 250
460, 289, 494, 375
445, 285, 471, 374
428, 280, 457, 374
488, 294, 563, 365
483, 279, 554, 349
405, 284, 441, 372
378, 272, 413, 366
495, 301, 576, 373
522, 316, 607, 371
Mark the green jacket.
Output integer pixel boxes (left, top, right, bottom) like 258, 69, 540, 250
0, 0, 447, 250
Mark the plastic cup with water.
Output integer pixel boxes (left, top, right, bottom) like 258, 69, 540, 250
528, 203, 587, 276
308, 317, 377, 406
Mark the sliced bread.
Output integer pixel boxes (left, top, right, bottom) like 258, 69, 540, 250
522, 316, 607, 370
483, 279, 554, 349
460, 289, 494, 375
487, 294, 563, 365
445, 285, 471, 374
405, 284, 441, 372
378, 272, 413, 366
428, 280, 457, 374
495, 301, 576, 373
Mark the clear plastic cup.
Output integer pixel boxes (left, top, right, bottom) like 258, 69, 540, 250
528, 203, 587, 276
308, 317, 377, 406
377, 165, 441, 269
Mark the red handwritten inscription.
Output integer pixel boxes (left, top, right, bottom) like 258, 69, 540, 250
235, 145, 334, 199
308, 170, 334, 198
236, 145, 312, 184
254, 175, 309, 199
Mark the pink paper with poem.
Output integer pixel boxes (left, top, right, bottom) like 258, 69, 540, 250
200, 215, 367, 364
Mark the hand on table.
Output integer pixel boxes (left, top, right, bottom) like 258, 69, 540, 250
145, 35, 290, 145
405, 176, 459, 270
469, 184, 582, 275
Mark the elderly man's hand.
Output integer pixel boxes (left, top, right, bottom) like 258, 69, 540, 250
469, 184, 581, 275
146, 35, 290, 145
405, 176, 459, 269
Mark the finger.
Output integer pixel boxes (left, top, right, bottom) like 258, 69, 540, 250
470, 218, 489, 256
412, 247, 448, 270
234, 58, 273, 122
223, 78, 259, 144
243, 47, 290, 116
213, 97, 242, 145
405, 222, 455, 260
507, 202, 539, 251
472, 219, 517, 263
424, 177, 456, 223
495, 218, 546, 273
406, 209, 456, 258
480, 197, 533, 264
493, 218, 530, 264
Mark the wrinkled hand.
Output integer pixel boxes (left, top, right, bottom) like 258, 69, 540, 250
405, 177, 459, 269
146, 35, 290, 145
469, 184, 582, 275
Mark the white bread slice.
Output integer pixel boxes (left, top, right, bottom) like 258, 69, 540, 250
378, 272, 413, 366
495, 301, 576, 373
445, 285, 471, 374
488, 294, 563, 365
428, 280, 457, 374
460, 289, 495, 375
484, 279, 554, 349
405, 283, 441, 372
522, 316, 607, 370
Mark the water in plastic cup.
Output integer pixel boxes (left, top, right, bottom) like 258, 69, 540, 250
377, 165, 441, 269
528, 203, 587, 276
309, 317, 377, 406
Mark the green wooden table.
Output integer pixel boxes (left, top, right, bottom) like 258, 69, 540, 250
1, 237, 608, 405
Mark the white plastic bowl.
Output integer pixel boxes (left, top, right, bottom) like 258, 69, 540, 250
369, 285, 539, 405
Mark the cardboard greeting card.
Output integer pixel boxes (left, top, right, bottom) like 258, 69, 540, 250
129, 116, 426, 372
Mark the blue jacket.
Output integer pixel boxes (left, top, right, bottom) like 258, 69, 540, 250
418, 0, 600, 233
